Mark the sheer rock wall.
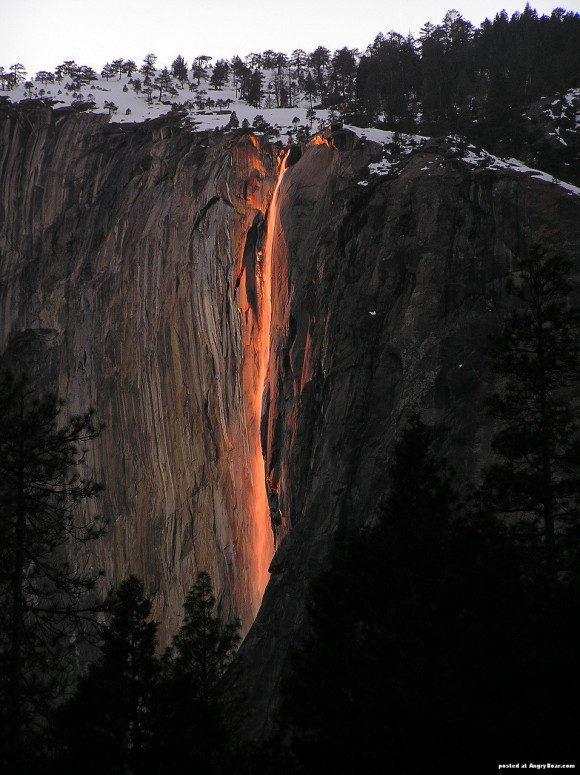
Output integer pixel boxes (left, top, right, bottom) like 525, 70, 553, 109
240, 131, 580, 734
0, 103, 280, 638
1, 105, 579, 731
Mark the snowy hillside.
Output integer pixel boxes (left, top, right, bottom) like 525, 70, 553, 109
2, 61, 579, 198
3, 63, 328, 137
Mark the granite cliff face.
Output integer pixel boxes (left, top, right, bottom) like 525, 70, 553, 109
0, 102, 281, 638
1, 103, 579, 730
240, 130, 580, 733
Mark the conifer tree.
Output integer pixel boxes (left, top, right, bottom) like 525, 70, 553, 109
110, 58, 124, 80
209, 59, 229, 90
139, 54, 157, 91
482, 246, 580, 580
172, 572, 240, 702
100, 62, 115, 81
9, 63, 27, 85
52, 576, 160, 775
278, 414, 555, 772
155, 572, 240, 773
0, 373, 104, 773
122, 59, 137, 77
171, 55, 188, 87
153, 67, 173, 101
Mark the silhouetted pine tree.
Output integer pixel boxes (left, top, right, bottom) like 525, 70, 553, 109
482, 246, 580, 582
0, 373, 104, 774
51, 576, 160, 775
171, 55, 188, 87
278, 414, 578, 773
153, 572, 240, 774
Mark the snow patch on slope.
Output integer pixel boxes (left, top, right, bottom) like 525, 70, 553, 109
451, 136, 580, 197
3, 68, 326, 138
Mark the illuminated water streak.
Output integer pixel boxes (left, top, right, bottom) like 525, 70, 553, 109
241, 150, 289, 619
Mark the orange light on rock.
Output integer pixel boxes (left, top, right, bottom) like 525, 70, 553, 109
310, 133, 333, 148
238, 149, 289, 620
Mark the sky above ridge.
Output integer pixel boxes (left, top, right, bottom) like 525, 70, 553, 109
2, 0, 568, 76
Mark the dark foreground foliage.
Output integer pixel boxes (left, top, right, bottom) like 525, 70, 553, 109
48, 572, 241, 775
0, 372, 104, 774
51, 576, 160, 775
278, 415, 580, 774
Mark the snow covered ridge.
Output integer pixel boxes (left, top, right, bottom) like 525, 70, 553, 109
1, 65, 329, 139
4, 66, 577, 198
351, 127, 580, 198
339, 126, 429, 182
448, 135, 580, 197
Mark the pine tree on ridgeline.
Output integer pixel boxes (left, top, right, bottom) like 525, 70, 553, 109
153, 67, 173, 101
171, 54, 188, 87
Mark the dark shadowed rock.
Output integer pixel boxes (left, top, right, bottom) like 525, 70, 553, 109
237, 131, 580, 737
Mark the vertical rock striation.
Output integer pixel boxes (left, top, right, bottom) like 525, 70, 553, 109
0, 102, 281, 638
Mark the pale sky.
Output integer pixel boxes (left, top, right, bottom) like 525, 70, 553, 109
1, 0, 570, 76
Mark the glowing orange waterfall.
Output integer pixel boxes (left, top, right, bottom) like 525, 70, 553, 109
240, 151, 289, 620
